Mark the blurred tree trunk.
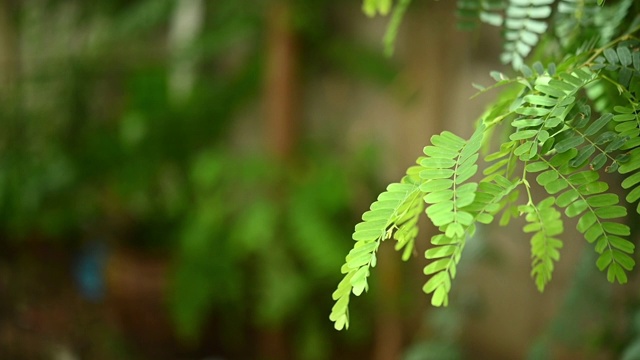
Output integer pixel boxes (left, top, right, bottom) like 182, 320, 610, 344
260, 1, 298, 359
0, 0, 17, 99
265, 0, 298, 162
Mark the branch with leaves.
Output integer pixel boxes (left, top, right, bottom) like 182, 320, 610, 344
331, 0, 640, 330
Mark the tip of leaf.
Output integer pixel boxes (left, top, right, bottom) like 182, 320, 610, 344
472, 83, 486, 91
362, 4, 376, 17
333, 315, 348, 330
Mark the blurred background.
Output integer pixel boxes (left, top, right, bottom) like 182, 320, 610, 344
2, 0, 640, 359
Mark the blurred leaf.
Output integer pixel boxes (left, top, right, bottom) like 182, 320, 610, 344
257, 249, 306, 325
324, 40, 398, 85
230, 199, 278, 256
190, 150, 226, 189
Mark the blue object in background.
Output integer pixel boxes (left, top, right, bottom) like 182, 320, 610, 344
73, 239, 108, 302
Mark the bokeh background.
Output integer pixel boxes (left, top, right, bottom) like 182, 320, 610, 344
2, 0, 640, 359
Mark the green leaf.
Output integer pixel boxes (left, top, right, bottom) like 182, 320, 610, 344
604, 48, 619, 64
590, 153, 607, 170
516, 107, 551, 116
420, 169, 455, 180
570, 145, 595, 167
596, 251, 612, 270
421, 179, 454, 192
514, 142, 534, 157
586, 194, 618, 207
617, 46, 632, 67
577, 212, 597, 233
612, 249, 635, 269
548, 79, 575, 92
594, 206, 626, 219
568, 171, 599, 186
557, 189, 580, 207
621, 172, 640, 189
425, 244, 459, 258
584, 226, 603, 243
565, 199, 588, 217
526, 161, 549, 172
431, 286, 448, 306
333, 163, 425, 329
584, 113, 614, 136
456, 164, 478, 184
525, 95, 557, 107
555, 136, 585, 154
610, 237, 635, 254
424, 190, 455, 204
607, 262, 628, 283
595, 131, 617, 144
535, 84, 566, 98
510, 130, 539, 141
421, 157, 457, 168
350, 267, 370, 295
352, 229, 384, 241
536, 170, 558, 186
423, 258, 451, 274
602, 222, 630, 236
544, 178, 569, 194
605, 136, 628, 152
626, 185, 640, 203
578, 181, 608, 195
619, 149, 640, 174
484, 159, 510, 176
512, 118, 544, 128
613, 113, 636, 122
432, 131, 466, 151
523, 197, 563, 292
424, 146, 458, 158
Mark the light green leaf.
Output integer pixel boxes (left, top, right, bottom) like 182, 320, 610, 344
536, 170, 559, 186
526, 161, 549, 172
626, 185, 640, 203
423, 258, 451, 274
556, 189, 580, 207
594, 206, 626, 219
510, 130, 539, 140
525, 95, 557, 106
420, 169, 455, 180
424, 190, 455, 204
587, 194, 619, 207
421, 179, 454, 192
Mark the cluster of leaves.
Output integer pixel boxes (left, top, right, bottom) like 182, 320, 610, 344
331, 0, 640, 330
173, 150, 360, 346
458, 0, 554, 69
361, 0, 412, 55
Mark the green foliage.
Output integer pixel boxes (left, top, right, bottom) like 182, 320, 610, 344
456, 0, 553, 69
334, 0, 640, 330
520, 197, 563, 292
420, 127, 484, 307
362, 0, 394, 16
330, 163, 423, 330
500, 0, 553, 69
525, 153, 634, 284
362, 0, 412, 56
1, 1, 395, 355
456, 0, 505, 29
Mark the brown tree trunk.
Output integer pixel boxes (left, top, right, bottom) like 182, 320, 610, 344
265, 0, 298, 161
259, 1, 299, 359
